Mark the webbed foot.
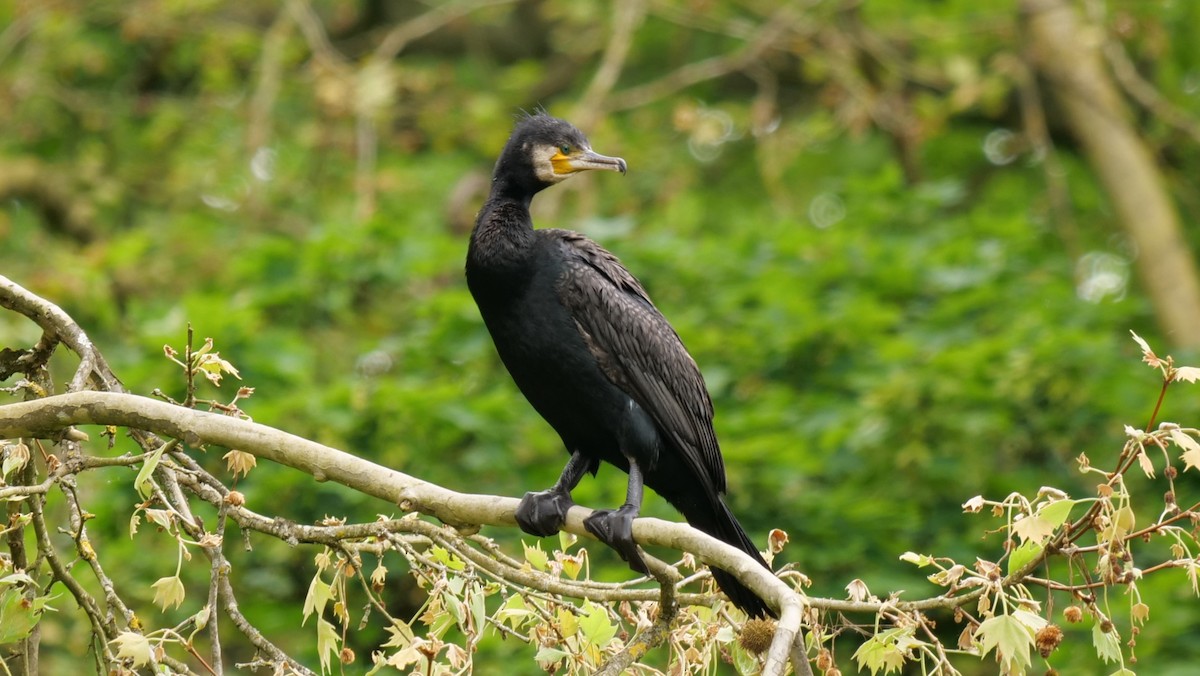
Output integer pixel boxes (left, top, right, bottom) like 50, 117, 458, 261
515, 488, 575, 537
583, 503, 648, 574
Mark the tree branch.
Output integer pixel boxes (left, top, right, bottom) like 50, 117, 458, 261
0, 391, 798, 616
1022, 0, 1200, 348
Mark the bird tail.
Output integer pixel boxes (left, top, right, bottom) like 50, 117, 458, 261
681, 496, 775, 619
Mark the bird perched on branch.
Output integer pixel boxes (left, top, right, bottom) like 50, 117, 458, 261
466, 111, 773, 618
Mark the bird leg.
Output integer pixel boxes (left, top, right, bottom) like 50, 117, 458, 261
515, 450, 590, 537
583, 459, 648, 574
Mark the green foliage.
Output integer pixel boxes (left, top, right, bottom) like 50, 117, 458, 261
0, 572, 54, 645
4, 0, 1200, 673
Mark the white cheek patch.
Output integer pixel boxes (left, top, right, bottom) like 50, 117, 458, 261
530, 144, 567, 184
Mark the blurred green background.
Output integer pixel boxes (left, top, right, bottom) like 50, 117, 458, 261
3, 0, 1200, 672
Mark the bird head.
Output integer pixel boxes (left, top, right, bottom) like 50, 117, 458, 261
495, 112, 627, 193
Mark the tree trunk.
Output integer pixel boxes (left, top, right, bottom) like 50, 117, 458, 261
1022, 0, 1200, 348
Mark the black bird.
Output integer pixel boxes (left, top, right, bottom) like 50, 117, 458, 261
466, 112, 772, 618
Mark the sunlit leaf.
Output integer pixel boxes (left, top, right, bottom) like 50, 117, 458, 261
109, 631, 152, 667
151, 575, 185, 612
975, 614, 1035, 673
522, 541, 548, 571
494, 594, 534, 629
134, 443, 168, 499
144, 508, 173, 530
899, 551, 933, 567
303, 575, 332, 625
0, 586, 52, 644
534, 647, 569, 670
429, 545, 465, 572
1008, 539, 1043, 576
316, 617, 339, 674
852, 626, 917, 674
2, 441, 29, 477
1174, 366, 1200, 383
1169, 429, 1200, 472
468, 582, 486, 634
382, 620, 415, 648
1130, 331, 1162, 368
578, 600, 616, 648
557, 606, 579, 639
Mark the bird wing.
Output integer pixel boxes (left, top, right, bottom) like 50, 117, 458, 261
551, 230, 726, 496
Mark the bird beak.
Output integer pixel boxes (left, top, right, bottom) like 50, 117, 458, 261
553, 148, 628, 176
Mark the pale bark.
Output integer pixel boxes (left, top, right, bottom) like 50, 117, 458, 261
1022, 0, 1200, 347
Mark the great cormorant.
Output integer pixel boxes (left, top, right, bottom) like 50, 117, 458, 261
465, 112, 772, 618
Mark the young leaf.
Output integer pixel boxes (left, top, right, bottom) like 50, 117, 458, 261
534, 647, 569, 670
1039, 499, 1077, 529
0, 587, 45, 644
2, 441, 29, 477
1007, 540, 1043, 576
1174, 366, 1200, 383
467, 582, 486, 634
557, 606, 580, 639
144, 508, 173, 531
303, 575, 333, 625
429, 545, 466, 572
1169, 428, 1200, 472
1130, 331, 1161, 368
316, 617, 339, 674
1012, 500, 1076, 545
134, 443, 168, 499
522, 541, 549, 571
975, 614, 1035, 673
151, 575, 186, 612
109, 631, 153, 667
494, 594, 534, 629
852, 627, 915, 675
1092, 621, 1121, 663
578, 600, 617, 648
381, 621, 415, 651
899, 551, 934, 567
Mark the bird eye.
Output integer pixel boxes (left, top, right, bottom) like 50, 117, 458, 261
559, 145, 571, 155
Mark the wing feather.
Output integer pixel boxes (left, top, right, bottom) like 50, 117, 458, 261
551, 230, 726, 496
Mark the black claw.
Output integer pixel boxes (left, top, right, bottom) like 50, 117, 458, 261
515, 489, 575, 537
583, 504, 648, 575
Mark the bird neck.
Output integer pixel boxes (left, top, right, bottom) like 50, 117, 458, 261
468, 192, 536, 268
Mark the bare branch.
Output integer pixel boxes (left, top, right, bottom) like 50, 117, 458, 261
371, 0, 518, 63
0, 275, 123, 393
0, 391, 798, 621
608, 1, 811, 112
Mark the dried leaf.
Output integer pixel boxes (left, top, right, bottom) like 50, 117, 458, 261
222, 449, 257, 478
846, 578, 872, 602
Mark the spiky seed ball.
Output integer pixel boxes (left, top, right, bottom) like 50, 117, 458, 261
815, 648, 833, 671
1035, 624, 1064, 658
738, 618, 777, 655
1063, 606, 1083, 623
